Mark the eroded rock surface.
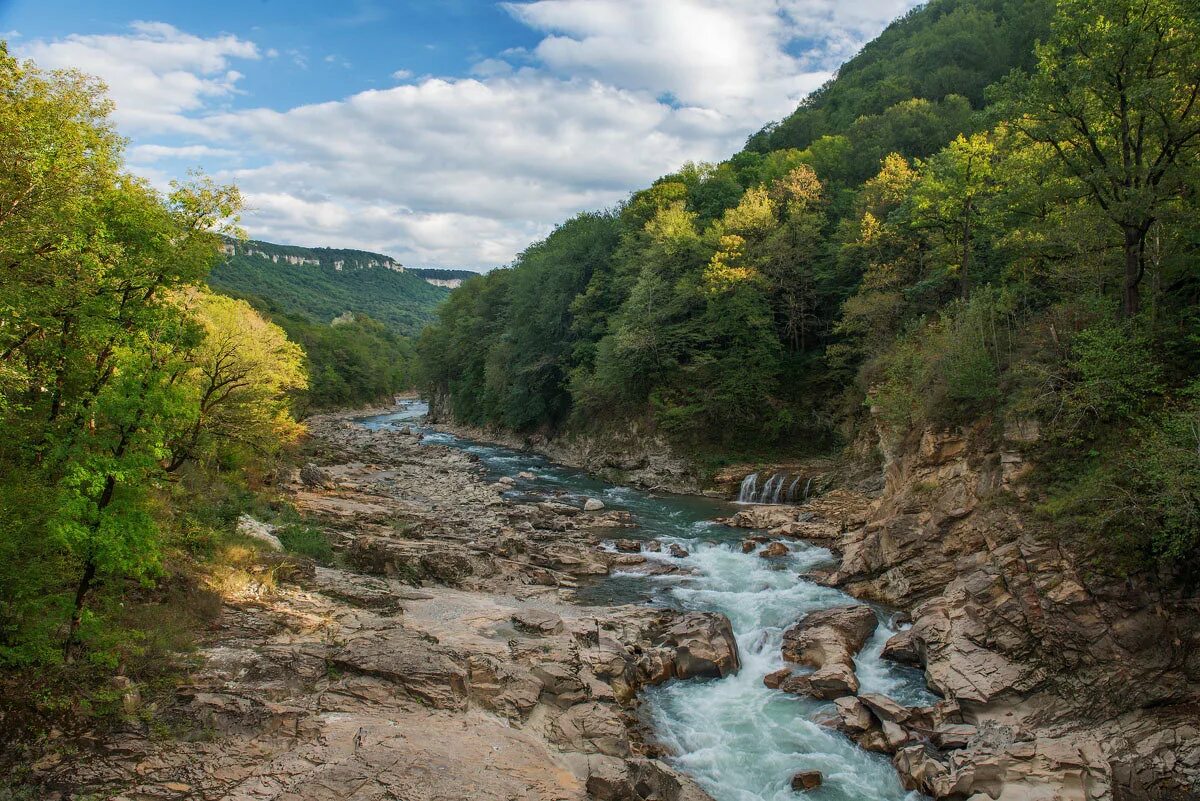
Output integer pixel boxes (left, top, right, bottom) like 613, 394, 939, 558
26, 407, 726, 801
735, 422, 1200, 800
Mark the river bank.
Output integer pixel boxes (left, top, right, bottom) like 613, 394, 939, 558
21, 402, 1197, 800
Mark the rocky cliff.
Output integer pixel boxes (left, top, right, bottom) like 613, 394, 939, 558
729, 419, 1200, 800
426, 393, 704, 494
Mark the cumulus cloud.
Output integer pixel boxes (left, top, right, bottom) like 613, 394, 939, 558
19, 21, 258, 133
20, 2, 916, 268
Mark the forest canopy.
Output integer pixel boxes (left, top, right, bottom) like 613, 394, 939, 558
0, 48, 305, 668
417, 0, 1200, 576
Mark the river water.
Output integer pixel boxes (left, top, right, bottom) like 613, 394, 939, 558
359, 402, 932, 801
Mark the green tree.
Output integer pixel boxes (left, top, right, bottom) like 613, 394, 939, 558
0, 51, 242, 661
1002, 0, 1200, 317
909, 132, 999, 299
167, 291, 307, 471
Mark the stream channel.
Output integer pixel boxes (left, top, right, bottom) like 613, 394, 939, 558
359, 401, 933, 801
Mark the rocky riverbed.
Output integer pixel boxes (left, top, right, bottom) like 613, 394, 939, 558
29, 407, 742, 801
27, 404, 1199, 801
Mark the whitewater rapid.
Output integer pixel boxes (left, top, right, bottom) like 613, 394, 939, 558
361, 401, 932, 801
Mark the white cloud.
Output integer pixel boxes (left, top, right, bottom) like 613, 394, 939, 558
20, 2, 918, 268
18, 22, 258, 133
128, 143, 240, 163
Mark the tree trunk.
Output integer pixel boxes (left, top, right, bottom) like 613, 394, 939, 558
1121, 225, 1143, 318
63, 558, 97, 662
960, 208, 972, 301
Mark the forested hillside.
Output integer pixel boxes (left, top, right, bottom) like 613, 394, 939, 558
417, 0, 1200, 575
209, 239, 448, 334
208, 241, 445, 408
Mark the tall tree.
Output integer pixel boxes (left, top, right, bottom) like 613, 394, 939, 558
1003, 0, 1200, 317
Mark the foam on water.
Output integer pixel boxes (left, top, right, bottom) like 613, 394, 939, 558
639, 539, 924, 801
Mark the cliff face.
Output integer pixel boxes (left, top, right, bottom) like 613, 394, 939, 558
426, 393, 704, 494
829, 420, 1200, 799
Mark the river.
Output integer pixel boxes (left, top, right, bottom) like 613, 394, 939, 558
360, 401, 932, 801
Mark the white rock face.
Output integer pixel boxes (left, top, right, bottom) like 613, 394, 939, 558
236, 514, 282, 550
583, 498, 605, 511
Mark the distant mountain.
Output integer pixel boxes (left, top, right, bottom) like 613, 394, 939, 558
207, 239, 450, 335
407, 268, 479, 289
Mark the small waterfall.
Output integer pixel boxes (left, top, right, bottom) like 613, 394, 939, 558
761, 473, 782, 504
737, 472, 759, 503
736, 471, 815, 505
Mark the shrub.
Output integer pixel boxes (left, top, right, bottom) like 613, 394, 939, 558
275, 524, 334, 565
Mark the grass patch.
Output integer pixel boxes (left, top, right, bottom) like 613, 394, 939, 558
276, 524, 334, 565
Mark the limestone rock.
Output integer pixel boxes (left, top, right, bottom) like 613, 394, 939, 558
331, 628, 468, 711
834, 696, 873, 734
759, 542, 789, 558
550, 702, 630, 757
790, 770, 822, 791
512, 608, 564, 636
655, 612, 741, 680
780, 605, 876, 699
236, 514, 282, 550
584, 498, 606, 511
880, 628, 922, 666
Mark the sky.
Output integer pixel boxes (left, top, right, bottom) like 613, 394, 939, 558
1, 0, 918, 271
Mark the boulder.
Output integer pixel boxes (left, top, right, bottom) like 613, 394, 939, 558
299, 463, 335, 489
763, 668, 792, 689
727, 506, 798, 530
741, 540, 757, 554
882, 719, 911, 750
584, 498, 607, 511
858, 692, 910, 724
625, 759, 717, 801
759, 542, 789, 558
236, 515, 282, 550
833, 696, 873, 734
932, 723, 978, 749
517, 471, 536, 480
512, 608, 564, 636
615, 539, 642, 553
668, 544, 689, 558
780, 605, 877, 699
655, 612, 740, 680
880, 628, 923, 666
790, 771, 822, 791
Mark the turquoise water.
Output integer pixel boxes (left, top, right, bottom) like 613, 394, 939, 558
358, 402, 932, 801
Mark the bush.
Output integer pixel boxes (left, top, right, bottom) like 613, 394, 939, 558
275, 524, 334, 565
866, 287, 1011, 431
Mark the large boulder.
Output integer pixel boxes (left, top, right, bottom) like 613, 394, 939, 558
880, 628, 923, 666
550, 702, 630, 757
331, 628, 468, 711
780, 605, 877, 699
236, 514, 282, 550
512, 608, 564, 636
655, 612, 740, 680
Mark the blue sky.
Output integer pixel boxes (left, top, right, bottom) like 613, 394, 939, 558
1, 0, 918, 270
